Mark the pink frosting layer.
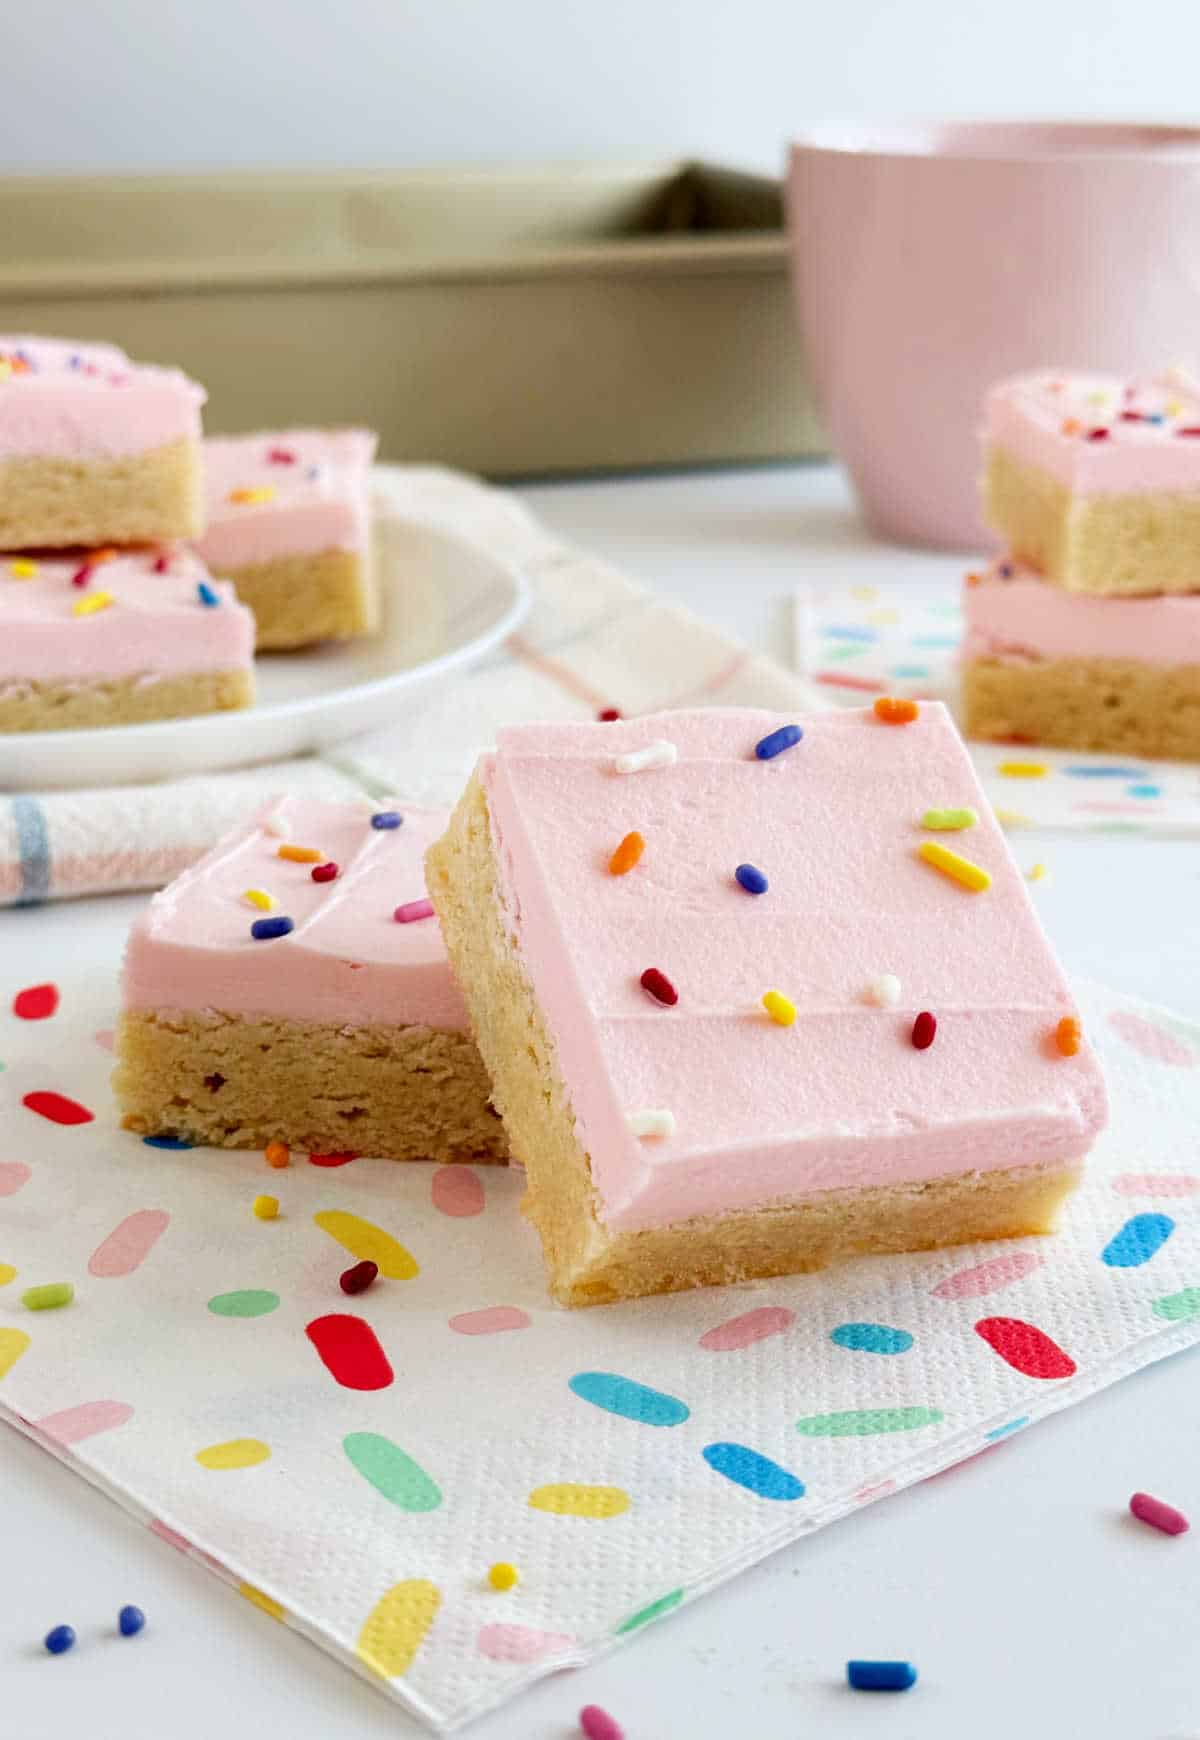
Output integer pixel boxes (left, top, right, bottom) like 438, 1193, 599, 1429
0, 335, 204, 460
194, 429, 377, 569
964, 558, 1200, 665
985, 369, 1200, 494
123, 799, 467, 1031
0, 548, 252, 684
481, 706, 1107, 1233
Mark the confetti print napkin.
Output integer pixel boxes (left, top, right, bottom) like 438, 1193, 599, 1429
2, 964, 1200, 1731
793, 584, 1200, 835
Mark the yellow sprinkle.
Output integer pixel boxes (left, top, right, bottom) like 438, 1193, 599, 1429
9, 558, 38, 579
243, 888, 275, 911
762, 990, 797, 1027
1028, 862, 1048, 882
997, 762, 1048, 779
921, 807, 978, 832
0, 359, 11, 381
918, 840, 992, 893
994, 808, 1030, 830
1167, 399, 1184, 417
253, 1195, 279, 1220
229, 485, 276, 505
277, 844, 323, 863
487, 1562, 519, 1592
72, 590, 114, 617
0, 1264, 16, 1286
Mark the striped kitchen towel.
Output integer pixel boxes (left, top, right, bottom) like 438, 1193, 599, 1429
1, 466, 807, 907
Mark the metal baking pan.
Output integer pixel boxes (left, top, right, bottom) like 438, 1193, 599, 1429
0, 161, 824, 474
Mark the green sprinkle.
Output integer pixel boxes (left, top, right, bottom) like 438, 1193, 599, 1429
615, 1588, 685, 1634
22, 1281, 74, 1311
921, 807, 978, 831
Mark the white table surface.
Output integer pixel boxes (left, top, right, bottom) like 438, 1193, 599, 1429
5, 463, 1199, 1740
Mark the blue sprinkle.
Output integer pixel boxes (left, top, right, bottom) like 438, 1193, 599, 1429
848, 1660, 917, 1692
1063, 765, 1147, 779
823, 625, 877, 642
569, 1371, 689, 1427
118, 1605, 146, 1637
735, 863, 768, 895
44, 1624, 76, 1655
250, 915, 295, 941
830, 1322, 914, 1356
197, 581, 220, 608
997, 562, 1014, 579
754, 723, 803, 761
1127, 783, 1162, 799
142, 1135, 193, 1150
370, 811, 403, 830
1101, 1212, 1175, 1269
702, 1442, 805, 1501
1146, 413, 1166, 424
888, 664, 930, 679
984, 1416, 1029, 1442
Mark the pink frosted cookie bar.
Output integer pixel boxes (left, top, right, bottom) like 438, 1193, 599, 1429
0, 335, 205, 548
194, 429, 378, 649
115, 798, 505, 1163
983, 369, 1200, 594
428, 706, 1107, 1305
962, 556, 1200, 759
0, 547, 253, 732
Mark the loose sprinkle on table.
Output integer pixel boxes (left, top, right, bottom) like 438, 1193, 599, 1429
44, 1625, 76, 1656
614, 739, 677, 774
912, 1011, 937, 1050
847, 1660, 918, 1692
997, 761, 1048, 778
9, 558, 38, 579
277, 845, 323, 863
640, 967, 678, 1006
394, 898, 435, 924
72, 590, 114, 617
754, 723, 803, 760
918, 841, 992, 893
735, 863, 769, 895
608, 831, 645, 876
253, 1195, 279, 1220
22, 1281, 74, 1310
311, 862, 339, 883
197, 581, 220, 607
250, 916, 295, 940
370, 810, 403, 830
265, 1141, 290, 1169
626, 1108, 676, 1140
921, 807, 977, 831
864, 974, 901, 1008
243, 889, 275, 911
118, 1605, 146, 1637
487, 1562, 519, 1592
1028, 862, 1048, 882
340, 1259, 379, 1295
1055, 1016, 1082, 1057
874, 696, 919, 725
1129, 1491, 1189, 1536
762, 990, 796, 1026
229, 485, 275, 505
579, 1705, 625, 1740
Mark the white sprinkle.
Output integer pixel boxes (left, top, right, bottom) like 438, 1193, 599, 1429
626, 1108, 676, 1140
261, 805, 288, 837
864, 974, 901, 1008
614, 739, 678, 775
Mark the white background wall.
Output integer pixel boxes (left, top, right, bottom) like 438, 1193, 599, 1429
2, 0, 1196, 176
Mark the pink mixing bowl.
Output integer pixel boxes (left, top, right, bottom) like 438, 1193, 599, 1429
787, 123, 1200, 549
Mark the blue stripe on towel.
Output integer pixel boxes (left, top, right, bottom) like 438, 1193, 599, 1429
11, 796, 50, 906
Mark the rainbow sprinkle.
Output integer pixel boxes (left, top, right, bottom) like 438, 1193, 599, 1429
1056, 1016, 1082, 1057
277, 845, 323, 864
911, 1011, 937, 1050
394, 899, 435, 924
864, 974, 901, 1008
997, 762, 1048, 779
874, 696, 919, 725
754, 723, 803, 760
197, 581, 220, 607
614, 740, 677, 774
229, 486, 276, 505
762, 991, 797, 1027
370, 811, 403, 830
253, 1195, 279, 1220
487, 1563, 519, 1592
250, 916, 294, 940
921, 808, 977, 831
72, 591, 114, 617
626, 1109, 676, 1140
735, 863, 769, 896
243, 889, 275, 911
640, 967, 678, 1006
918, 841, 992, 893
8, 558, 38, 579
608, 831, 645, 876
311, 862, 339, 883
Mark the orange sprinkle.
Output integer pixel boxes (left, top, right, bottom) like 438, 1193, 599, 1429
965, 571, 983, 588
229, 485, 276, 505
277, 844, 323, 863
1061, 417, 1081, 436
873, 696, 920, 725
89, 547, 119, 566
1055, 1016, 1082, 1057
265, 1141, 290, 1169
608, 831, 646, 876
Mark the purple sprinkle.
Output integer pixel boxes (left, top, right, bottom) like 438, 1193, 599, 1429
370, 811, 403, 830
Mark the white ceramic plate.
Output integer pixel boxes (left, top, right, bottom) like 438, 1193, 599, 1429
2, 502, 531, 793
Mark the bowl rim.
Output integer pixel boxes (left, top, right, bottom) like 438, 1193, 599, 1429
789, 120, 1200, 166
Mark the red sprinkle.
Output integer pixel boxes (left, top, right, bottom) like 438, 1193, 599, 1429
267, 446, 298, 464
311, 861, 339, 883
152, 553, 171, 573
339, 1259, 379, 1296
597, 708, 622, 722
308, 1152, 357, 1168
1129, 1491, 1190, 1536
1176, 425, 1200, 437
394, 898, 435, 924
70, 563, 93, 588
1119, 410, 1143, 422
1086, 427, 1110, 441
911, 1011, 937, 1050
580, 1708, 625, 1740
640, 967, 678, 1006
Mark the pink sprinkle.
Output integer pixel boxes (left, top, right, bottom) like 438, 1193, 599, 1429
153, 553, 170, 573
394, 898, 435, 924
70, 563, 93, 588
580, 1708, 624, 1740
1130, 1491, 1189, 1536
267, 446, 297, 464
